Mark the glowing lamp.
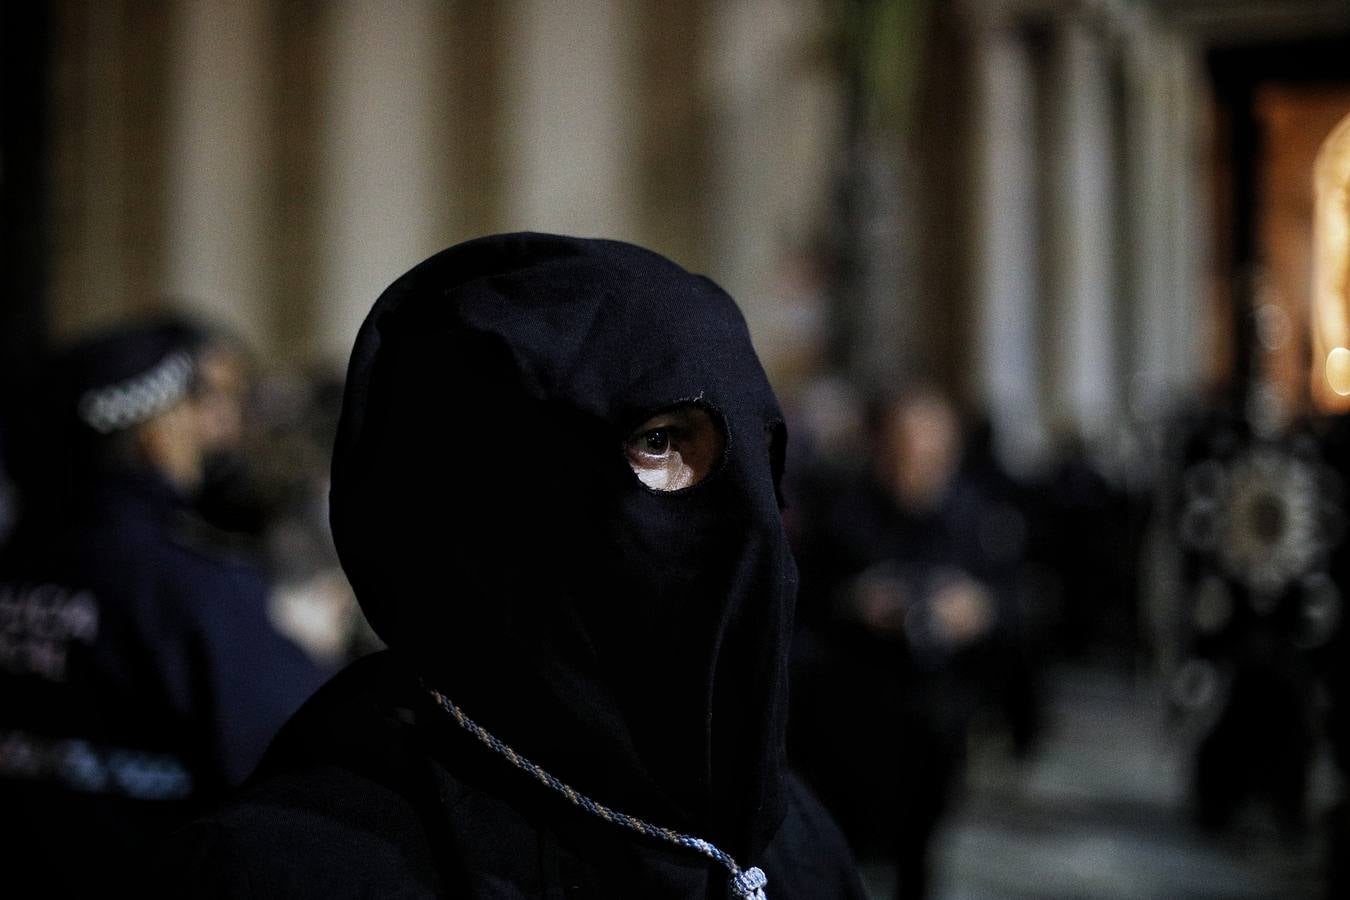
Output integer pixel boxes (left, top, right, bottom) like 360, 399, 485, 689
1315, 113, 1350, 402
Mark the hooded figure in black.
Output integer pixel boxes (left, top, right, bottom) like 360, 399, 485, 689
154, 234, 864, 899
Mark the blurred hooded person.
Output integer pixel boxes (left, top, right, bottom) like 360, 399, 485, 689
790, 386, 1037, 899
0, 317, 332, 897
155, 234, 865, 899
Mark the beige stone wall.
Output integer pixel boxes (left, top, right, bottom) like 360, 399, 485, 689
43, 0, 844, 384
45, 0, 1344, 457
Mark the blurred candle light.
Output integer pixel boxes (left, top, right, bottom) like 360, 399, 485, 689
1328, 346, 1350, 396
1314, 113, 1350, 405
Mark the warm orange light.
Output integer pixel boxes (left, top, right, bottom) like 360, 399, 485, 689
1328, 346, 1350, 395
1314, 113, 1350, 407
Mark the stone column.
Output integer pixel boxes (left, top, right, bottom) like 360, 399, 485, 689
160, 0, 276, 352
47, 0, 170, 337
1123, 16, 1208, 419
704, 0, 842, 384
1164, 39, 1209, 400
630, 0, 712, 274
497, 0, 638, 239
310, 0, 453, 366
1122, 15, 1173, 419
970, 18, 1047, 474
1044, 15, 1121, 446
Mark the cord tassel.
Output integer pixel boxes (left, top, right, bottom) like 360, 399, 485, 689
731, 865, 768, 899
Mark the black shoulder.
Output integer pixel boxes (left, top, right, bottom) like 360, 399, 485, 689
147, 655, 453, 899
760, 773, 869, 900
148, 765, 445, 899
149, 819, 254, 899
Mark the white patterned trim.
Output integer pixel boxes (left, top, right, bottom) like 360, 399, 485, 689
76, 351, 195, 434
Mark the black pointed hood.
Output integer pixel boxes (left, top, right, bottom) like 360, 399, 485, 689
330, 233, 796, 858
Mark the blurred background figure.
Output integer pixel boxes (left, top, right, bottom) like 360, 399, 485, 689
0, 317, 334, 896
1157, 390, 1350, 896
791, 384, 1039, 899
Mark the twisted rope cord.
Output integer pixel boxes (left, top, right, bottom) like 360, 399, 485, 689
425, 686, 768, 900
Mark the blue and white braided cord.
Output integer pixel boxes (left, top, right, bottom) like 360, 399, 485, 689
426, 686, 769, 900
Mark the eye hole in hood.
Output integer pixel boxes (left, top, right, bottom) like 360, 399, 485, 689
623, 402, 726, 492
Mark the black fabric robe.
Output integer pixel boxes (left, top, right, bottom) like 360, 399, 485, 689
156, 652, 864, 899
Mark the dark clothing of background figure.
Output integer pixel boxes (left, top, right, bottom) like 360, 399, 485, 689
0, 468, 331, 897
791, 467, 1035, 900
156, 652, 866, 900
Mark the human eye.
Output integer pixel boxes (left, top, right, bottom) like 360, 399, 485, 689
623, 405, 723, 491
640, 428, 672, 455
